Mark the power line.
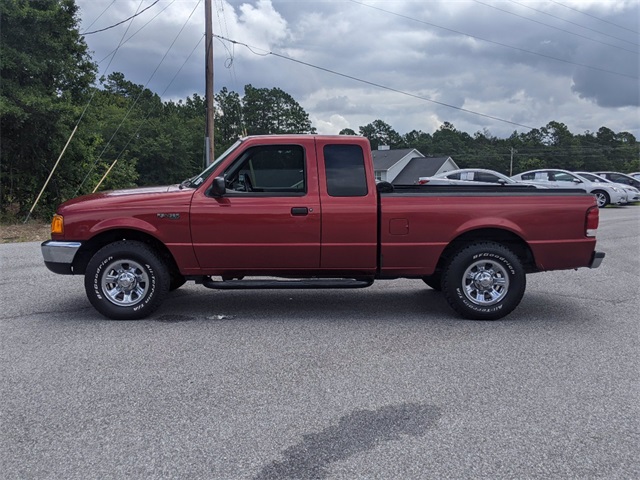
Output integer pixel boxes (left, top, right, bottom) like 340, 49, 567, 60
28, 0, 148, 220
548, 0, 639, 35
81, 0, 116, 33
80, 0, 202, 194
474, 0, 639, 54
93, 35, 205, 193
347, 0, 637, 80
81, 0, 161, 35
506, 0, 639, 48
214, 34, 538, 131
95, 1, 178, 65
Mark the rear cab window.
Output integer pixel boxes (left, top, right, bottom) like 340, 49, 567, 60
323, 144, 368, 197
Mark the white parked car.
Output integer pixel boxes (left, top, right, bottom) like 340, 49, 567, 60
416, 177, 495, 186
510, 169, 626, 207
434, 168, 546, 188
629, 172, 640, 181
575, 171, 640, 203
592, 171, 640, 190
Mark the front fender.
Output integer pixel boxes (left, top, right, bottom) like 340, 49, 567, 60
89, 217, 159, 237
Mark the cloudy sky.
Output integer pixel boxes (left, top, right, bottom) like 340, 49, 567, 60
76, 0, 639, 139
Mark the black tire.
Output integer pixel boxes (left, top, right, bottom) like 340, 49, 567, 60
593, 190, 609, 208
84, 240, 169, 320
422, 274, 442, 291
442, 242, 526, 320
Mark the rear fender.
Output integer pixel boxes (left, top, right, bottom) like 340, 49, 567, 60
453, 217, 525, 239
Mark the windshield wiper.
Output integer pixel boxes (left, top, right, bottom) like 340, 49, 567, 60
179, 177, 194, 189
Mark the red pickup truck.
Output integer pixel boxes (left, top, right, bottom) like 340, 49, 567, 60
42, 135, 604, 321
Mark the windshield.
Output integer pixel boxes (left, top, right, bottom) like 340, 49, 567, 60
184, 139, 244, 188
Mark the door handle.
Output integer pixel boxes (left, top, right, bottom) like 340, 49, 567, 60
291, 207, 309, 216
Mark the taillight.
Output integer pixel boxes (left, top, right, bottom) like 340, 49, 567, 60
417, 179, 429, 185
585, 206, 599, 237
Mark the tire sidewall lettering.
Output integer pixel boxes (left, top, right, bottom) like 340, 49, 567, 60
93, 255, 114, 300
92, 253, 158, 312
443, 242, 526, 320
471, 252, 515, 275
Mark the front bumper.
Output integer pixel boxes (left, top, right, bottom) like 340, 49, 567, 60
589, 251, 605, 269
41, 240, 82, 274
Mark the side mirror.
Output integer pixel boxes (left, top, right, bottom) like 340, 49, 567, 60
497, 178, 507, 185
209, 176, 226, 197
376, 181, 394, 193
573, 178, 582, 184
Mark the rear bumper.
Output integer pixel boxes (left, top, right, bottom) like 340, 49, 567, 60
589, 251, 605, 269
41, 240, 82, 275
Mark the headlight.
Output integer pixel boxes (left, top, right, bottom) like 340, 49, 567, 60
51, 214, 64, 235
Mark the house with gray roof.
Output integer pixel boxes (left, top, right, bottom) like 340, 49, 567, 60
372, 146, 459, 185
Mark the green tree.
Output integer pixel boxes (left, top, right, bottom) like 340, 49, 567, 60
1, 0, 97, 217
358, 119, 402, 150
242, 85, 316, 135
431, 122, 473, 158
215, 87, 244, 152
401, 130, 432, 154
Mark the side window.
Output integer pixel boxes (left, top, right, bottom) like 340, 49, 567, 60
223, 145, 305, 195
520, 172, 536, 181
324, 144, 368, 197
611, 174, 631, 185
475, 172, 499, 183
447, 172, 462, 180
554, 172, 577, 182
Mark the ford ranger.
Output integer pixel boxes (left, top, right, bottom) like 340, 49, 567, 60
41, 135, 604, 320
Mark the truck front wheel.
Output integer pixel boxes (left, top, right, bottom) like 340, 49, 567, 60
442, 242, 526, 320
84, 241, 170, 320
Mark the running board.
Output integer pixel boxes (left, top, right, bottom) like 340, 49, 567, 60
202, 277, 374, 290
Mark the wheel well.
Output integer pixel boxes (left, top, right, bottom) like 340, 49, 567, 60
72, 229, 180, 277
434, 228, 537, 274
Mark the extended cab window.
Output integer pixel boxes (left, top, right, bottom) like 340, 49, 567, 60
324, 144, 368, 197
223, 145, 305, 195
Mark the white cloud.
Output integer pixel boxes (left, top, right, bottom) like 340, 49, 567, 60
77, 0, 640, 139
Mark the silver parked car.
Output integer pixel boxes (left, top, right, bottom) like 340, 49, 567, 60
434, 168, 546, 188
511, 169, 626, 207
593, 171, 640, 190
575, 172, 640, 203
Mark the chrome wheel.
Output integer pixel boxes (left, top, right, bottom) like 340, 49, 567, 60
461, 259, 509, 306
101, 259, 149, 307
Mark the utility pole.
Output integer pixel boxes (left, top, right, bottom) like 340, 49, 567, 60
510, 147, 517, 176
204, 0, 214, 167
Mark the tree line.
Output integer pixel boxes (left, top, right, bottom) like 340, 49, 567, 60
1, 0, 638, 220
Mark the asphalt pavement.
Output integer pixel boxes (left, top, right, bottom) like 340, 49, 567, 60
1, 206, 639, 479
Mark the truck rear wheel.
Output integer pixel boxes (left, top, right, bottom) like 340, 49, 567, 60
442, 242, 526, 320
84, 241, 169, 320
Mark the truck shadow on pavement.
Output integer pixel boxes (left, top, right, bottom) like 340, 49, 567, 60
159, 284, 454, 323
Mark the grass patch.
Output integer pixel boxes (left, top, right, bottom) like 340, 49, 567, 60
0, 221, 50, 243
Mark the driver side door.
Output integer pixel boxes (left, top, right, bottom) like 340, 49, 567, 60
190, 143, 321, 272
